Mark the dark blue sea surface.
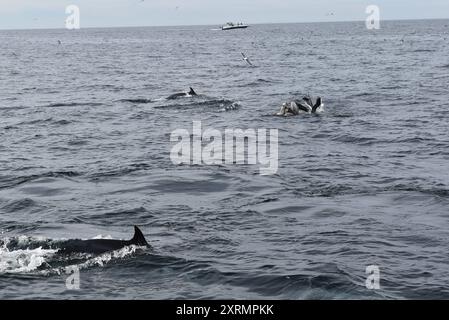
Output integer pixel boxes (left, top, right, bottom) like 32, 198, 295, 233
0, 20, 449, 299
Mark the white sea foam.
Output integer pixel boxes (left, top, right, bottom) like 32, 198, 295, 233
43, 244, 142, 276
1, 234, 145, 275
92, 234, 113, 240
0, 244, 57, 274
75, 245, 140, 269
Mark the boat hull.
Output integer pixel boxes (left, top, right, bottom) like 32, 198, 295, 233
221, 25, 248, 30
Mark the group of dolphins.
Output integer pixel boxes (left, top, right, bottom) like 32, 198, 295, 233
166, 87, 324, 116
18, 89, 323, 257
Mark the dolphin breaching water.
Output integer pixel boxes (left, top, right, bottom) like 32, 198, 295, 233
58, 226, 150, 255
167, 87, 197, 100
276, 96, 324, 116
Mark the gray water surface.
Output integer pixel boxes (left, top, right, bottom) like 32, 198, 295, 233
1, 20, 449, 299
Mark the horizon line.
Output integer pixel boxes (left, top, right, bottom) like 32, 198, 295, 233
1, 17, 448, 32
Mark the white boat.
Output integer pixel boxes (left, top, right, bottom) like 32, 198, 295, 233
221, 22, 249, 30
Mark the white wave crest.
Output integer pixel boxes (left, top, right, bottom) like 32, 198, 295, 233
76, 245, 140, 269
42, 245, 144, 276
0, 245, 58, 274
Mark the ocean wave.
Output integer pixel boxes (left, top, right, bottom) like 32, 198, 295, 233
0, 171, 81, 190
0, 246, 58, 274
280, 180, 449, 198
0, 198, 38, 213
238, 78, 279, 87
38, 102, 104, 108
182, 264, 372, 299
119, 98, 153, 104
330, 134, 378, 145
156, 98, 240, 112
87, 163, 151, 180
412, 49, 436, 53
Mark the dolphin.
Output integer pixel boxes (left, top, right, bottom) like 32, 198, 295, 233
292, 100, 312, 113
276, 103, 289, 116
294, 96, 323, 114
167, 87, 197, 100
276, 96, 324, 116
312, 97, 323, 113
58, 226, 150, 255
303, 96, 314, 107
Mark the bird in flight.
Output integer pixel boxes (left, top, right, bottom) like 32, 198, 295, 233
241, 52, 253, 66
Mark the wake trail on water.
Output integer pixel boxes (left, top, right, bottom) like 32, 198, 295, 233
0, 235, 146, 275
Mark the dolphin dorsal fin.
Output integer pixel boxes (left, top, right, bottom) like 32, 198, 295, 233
312, 97, 322, 113
131, 226, 149, 247
189, 87, 196, 95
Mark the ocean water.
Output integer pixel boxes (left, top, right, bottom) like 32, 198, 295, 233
0, 20, 449, 299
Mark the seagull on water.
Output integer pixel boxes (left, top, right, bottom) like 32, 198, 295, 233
241, 52, 253, 66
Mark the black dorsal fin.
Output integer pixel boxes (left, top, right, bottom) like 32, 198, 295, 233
131, 226, 149, 246
293, 100, 311, 113
312, 97, 322, 113
189, 87, 197, 95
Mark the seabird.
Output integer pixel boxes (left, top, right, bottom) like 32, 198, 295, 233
241, 52, 253, 66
